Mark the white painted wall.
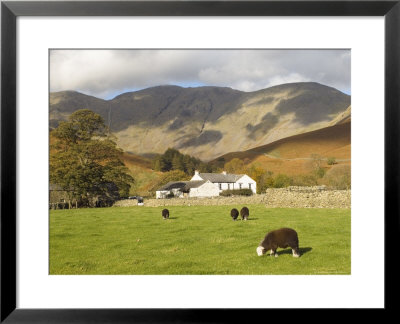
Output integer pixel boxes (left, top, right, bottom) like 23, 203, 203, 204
236, 175, 257, 193
189, 182, 219, 198
156, 189, 183, 199
190, 171, 203, 181
190, 172, 257, 194
156, 190, 169, 199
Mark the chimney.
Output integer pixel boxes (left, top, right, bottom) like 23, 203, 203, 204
222, 171, 227, 175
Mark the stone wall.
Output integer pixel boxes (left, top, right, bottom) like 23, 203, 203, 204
264, 186, 350, 209
114, 186, 351, 209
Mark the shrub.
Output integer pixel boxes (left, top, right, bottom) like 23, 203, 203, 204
166, 192, 175, 199
323, 164, 351, 189
314, 167, 326, 178
273, 174, 292, 188
327, 157, 337, 165
220, 189, 253, 196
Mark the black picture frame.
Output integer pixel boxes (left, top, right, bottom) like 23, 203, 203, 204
1, 0, 399, 322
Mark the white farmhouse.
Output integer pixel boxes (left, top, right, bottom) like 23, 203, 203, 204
191, 170, 257, 194
156, 180, 220, 199
155, 170, 256, 199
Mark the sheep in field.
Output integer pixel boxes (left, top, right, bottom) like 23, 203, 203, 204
240, 207, 249, 221
231, 208, 239, 221
162, 208, 169, 220
257, 228, 300, 258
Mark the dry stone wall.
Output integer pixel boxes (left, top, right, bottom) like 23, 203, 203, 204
114, 186, 351, 209
264, 186, 350, 209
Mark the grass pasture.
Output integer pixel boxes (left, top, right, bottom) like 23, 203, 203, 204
50, 205, 350, 275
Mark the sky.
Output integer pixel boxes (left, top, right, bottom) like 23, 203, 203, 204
50, 49, 351, 100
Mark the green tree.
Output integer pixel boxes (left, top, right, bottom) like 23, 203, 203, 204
273, 174, 292, 188
50, 109, 134, 207
152, 148, 213, 176
172, 154, 185, 171
153, 157, 162, 171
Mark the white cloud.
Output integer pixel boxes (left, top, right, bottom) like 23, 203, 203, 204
50, 49, 351, 99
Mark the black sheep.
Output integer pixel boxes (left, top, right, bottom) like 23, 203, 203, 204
240, 207, 249, 220
257, 228, 300, 257
162, 208, 169, 220
231, 208, 239, 221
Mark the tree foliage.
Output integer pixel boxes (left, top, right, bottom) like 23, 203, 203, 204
224, 158, 245, 174
50, 109, 134, 207
148, 170, 190, 194
327, 157, 337, 165
153, 148, 213, 175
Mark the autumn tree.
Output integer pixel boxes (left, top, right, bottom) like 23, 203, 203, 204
246, 165, 273, 193
50, 109, 134, 207
323, 164, 351, 189
308, 153, 326, 178
224, 158, 245, 174
148, 170, 190, 194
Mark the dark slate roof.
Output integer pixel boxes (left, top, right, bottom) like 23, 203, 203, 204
197, 173, 244, 183
157, 180, 206, 192
157, 181, 188, 191
183, 180, 207, 190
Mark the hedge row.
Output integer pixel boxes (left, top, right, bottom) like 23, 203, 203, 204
220, 189, 253, 196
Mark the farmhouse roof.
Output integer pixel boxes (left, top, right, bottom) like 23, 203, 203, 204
183, 180, 207, 190
197, 173, 244, 183
157, 180, 206, 192
157, 181, 188, 191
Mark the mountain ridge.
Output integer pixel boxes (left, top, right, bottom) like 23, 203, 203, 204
50, 82, 351, 161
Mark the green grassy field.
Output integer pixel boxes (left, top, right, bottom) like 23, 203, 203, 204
49, 205, 350, 275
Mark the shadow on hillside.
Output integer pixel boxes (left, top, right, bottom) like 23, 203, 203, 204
166, 217, 178, 220
277, 247, 312, 256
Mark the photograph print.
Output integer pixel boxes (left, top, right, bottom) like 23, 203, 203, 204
49, 49, 351, 275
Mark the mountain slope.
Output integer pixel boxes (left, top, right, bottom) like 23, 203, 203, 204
50, 82, 350, 161
211, 120, 351, 175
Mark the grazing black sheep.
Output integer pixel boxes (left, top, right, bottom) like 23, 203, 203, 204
240, 207, 249, 220
162, 208, 169, 220
257, 228, 300, 257
231, 208, 239, 221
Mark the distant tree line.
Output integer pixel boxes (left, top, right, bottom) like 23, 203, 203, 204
146, 149, 350, 197
152, 148, 215, 175
224, 156, 350, 193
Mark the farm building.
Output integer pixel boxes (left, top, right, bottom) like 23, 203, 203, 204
156, 170, 256, 198
156, 180, 220, 199
191, 170, 257, 194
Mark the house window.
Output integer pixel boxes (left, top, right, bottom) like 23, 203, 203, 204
249, 183, 252, 189
228, 183, 230, 190
239, 183, 242, 189
219, 183, 222, 190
